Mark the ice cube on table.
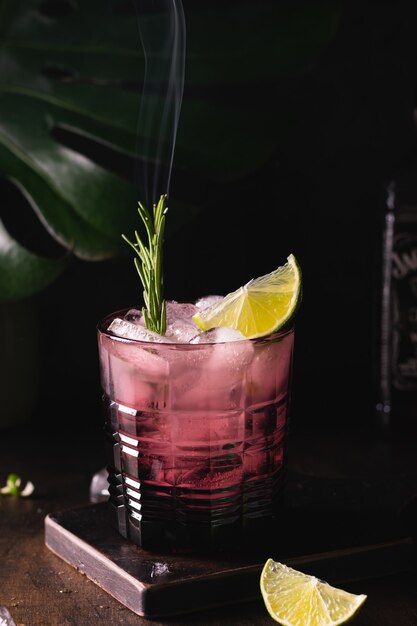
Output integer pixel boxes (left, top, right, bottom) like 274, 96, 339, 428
0, 607, 17, 626
194, 295, 223, 310
108, 318, 173, 343
89, 467, 109, 503
150, 562, 170, 578
190, 326, 247, 343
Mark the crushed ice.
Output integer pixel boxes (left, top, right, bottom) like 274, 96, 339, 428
194, 295, 223, 310
107, 318, 174, 343
164, 301, 200, 342
108, 297, 247, 344
190, 327, 246, 343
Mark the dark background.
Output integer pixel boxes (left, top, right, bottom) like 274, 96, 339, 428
3, 1, 417, 444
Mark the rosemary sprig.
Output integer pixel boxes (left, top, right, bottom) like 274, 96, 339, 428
122, 194, 167, 334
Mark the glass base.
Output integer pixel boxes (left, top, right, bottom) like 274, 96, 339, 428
106, 464, 285, 554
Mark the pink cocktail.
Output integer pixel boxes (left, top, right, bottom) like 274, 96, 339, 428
97, 304, 294, 553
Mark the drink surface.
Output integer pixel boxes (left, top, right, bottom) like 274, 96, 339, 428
98, 304, 294, 553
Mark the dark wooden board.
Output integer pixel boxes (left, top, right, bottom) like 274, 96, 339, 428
44, 472, 417, 618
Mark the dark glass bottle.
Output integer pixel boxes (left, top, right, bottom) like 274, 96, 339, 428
374, 166, 417, 435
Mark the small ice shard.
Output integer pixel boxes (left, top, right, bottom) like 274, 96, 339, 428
190, 327, 247, 343
108, 318, 173, 343
150, 562, 170, 578
89, 467, 109, 503
194, 295, 223, 310
0, 607, 17, 626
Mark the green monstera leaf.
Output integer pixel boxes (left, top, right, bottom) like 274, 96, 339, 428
0, 0, 342, 301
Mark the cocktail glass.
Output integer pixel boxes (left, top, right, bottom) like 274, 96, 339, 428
97, 308, 295, 553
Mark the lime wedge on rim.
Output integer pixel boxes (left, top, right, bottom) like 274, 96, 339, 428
260, 559, 367, 626
192, 254, 302, 339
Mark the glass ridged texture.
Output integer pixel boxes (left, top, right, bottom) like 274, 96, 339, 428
97, 310, 295, 553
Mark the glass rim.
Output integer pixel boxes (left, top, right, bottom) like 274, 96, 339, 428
97, 307, 295, 348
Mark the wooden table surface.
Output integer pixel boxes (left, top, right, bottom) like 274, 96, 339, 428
2, 419, 417, 626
